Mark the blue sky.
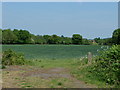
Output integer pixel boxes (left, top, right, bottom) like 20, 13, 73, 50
2, 2, 118, 39
0, 2, 2, 28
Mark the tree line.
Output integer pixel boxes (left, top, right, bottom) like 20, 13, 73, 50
0, 28, 120, 45
0, 29, 90, 45
94, 28, 120, 45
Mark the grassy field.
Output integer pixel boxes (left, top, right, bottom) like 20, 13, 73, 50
2, 45, 108, 60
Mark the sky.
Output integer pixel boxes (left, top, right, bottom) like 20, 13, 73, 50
0, 2, 2, 28
1, 0, 120, 2
2, 2, 118, 39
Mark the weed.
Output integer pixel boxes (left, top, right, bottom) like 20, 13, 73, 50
58, 82, 62, 86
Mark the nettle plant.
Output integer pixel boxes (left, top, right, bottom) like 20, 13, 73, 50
92, 45, 120, 85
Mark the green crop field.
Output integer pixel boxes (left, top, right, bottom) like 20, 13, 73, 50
2, 45, 108, 60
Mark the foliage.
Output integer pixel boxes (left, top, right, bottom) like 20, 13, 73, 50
70, 45, 120, 87
94, 28, 120, 45
1, 29, 91, 45
2, 28, 120, 45
82, 38, 92, 45
94, 37, 113, 45
13, 29, 31, 44
112, 28, 120, 45
2, 29, 18, 44
31, 35, 46, 44
0, 29, 2, 44
47, 34, 60, 44
72, 34, 82, 44
91, 45, 120, 85
2, 49, 26, 66
93, 28, 120, 45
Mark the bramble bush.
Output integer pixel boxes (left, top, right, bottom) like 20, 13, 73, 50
91, 45, 120, 85
2, 49, 26, 67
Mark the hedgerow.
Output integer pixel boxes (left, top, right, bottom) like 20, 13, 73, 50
91, 45, 120, 86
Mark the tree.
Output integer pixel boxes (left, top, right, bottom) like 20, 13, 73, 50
47, 34, 60, 44
35, 35, 46, 44
94, 37, 113, 45
94, 37, 100, 43
82, 38, 91, 45
0, 29, 2, 44
43, 35, 51, 44
2, 29, 18, 44
72, 34, 82, 44
112, 28, 120, 45
61, 35, 64, 38
13, 30, 31, 44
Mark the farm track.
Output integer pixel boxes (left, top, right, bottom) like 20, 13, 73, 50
2, 65, 96, 88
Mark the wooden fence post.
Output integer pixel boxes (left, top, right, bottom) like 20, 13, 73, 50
87, 52, 92, 64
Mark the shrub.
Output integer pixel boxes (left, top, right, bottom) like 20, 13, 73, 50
2, 49, 26, 66
91, 45, 120, 85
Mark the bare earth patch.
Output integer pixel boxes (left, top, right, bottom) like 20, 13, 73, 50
2, 65, 96, 88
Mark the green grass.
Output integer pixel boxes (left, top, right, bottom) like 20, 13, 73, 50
2, 45, 108, 59
49, 78, 71, 88
26, 58, 76, 69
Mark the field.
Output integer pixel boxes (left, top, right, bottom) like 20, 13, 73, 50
2, 45, 108, 60
2, 45, 112, 88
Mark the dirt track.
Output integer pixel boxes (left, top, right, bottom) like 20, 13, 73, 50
2, 65, 96, 88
